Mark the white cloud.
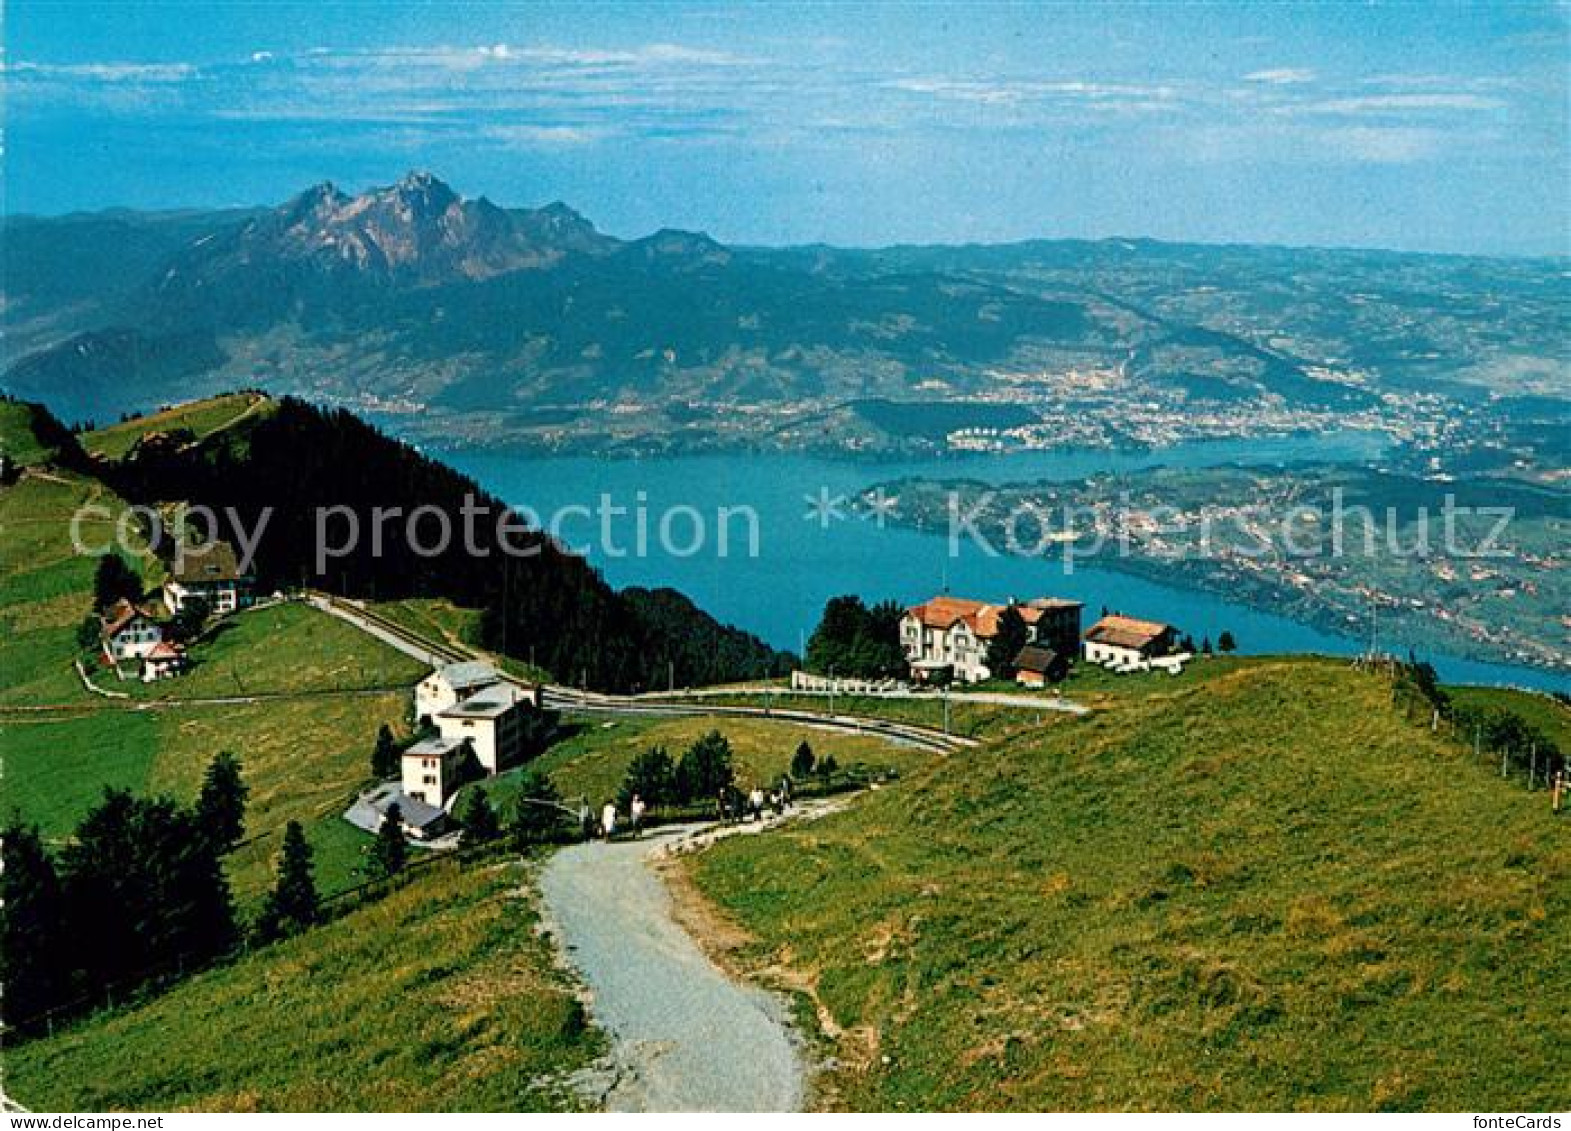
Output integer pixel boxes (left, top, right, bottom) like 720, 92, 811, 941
5, 60, 197, 83
1244, 67, 1316, 85
1291, 93, 1507, 116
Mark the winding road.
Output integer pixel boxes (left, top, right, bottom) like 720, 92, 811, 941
539, 825, 805, 1112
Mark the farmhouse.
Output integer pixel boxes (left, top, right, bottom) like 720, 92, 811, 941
344, 782, 447, 841
901, 594, 1083, 684
415, 660, 504, 723
401, 734, 473, 809
140, 640, 188, 682
1083, 614, 1178, 670
100, 599, 165, 662
433, 681, 539, 774
163, 540, 253, 616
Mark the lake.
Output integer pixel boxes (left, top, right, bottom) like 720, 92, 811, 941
439, 433, 1566, 693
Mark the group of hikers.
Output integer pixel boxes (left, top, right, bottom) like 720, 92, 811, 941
582, 775, 796, 841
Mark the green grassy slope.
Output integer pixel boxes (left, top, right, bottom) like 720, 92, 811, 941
0, 454, 426, 903
82, 392, 272, 460
689, 660, 1570, 1111
469, 713, 934, 813
3, 859, 600, 1111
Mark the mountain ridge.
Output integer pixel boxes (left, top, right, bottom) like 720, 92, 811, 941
3, 171, 1564, 457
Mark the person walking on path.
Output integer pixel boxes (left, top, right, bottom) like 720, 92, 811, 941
749, 786, 765, 822
601, 800, 618, 840
630, 793, 647, 837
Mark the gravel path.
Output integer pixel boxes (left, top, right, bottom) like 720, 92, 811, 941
539, 825, 805, 1112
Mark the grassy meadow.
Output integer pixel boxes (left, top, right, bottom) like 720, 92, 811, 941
3, 858, 601, 1112
1, 436, 427, 904
122, 601, 427, 701
687, 659, 1571, 1111
82, 392, 272, 461
465, 713, 934, 814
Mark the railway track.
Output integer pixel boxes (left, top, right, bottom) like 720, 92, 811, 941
310, 592, 975, 753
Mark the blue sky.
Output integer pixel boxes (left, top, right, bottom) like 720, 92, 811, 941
5, 1, 1567, 255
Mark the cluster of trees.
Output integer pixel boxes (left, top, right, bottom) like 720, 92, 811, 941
104, 396, 788, 692
805, 595, 906, 677
455, 771, 573, 849
92, 552, 143, 611
790, 739, 837, 781
0, 752, 318, 1030
985, 606, 1030, 678
616, 730, 737, 809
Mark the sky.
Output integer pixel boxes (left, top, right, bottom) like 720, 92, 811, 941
4, 1, 1568, 255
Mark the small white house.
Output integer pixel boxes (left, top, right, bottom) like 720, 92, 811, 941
101, 600, 164, 662
401, 734, 472, 809
1083, 614, 1177, 670
140, 640, 188, 682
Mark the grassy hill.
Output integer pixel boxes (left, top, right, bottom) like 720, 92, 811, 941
82, 391, 273, 461
2, 858, 600, 1111
687, 660, 1570, 1111
0, 427, 426, 904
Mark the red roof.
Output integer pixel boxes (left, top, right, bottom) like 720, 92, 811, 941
905, 595, 1052, 639
1084, 614, 1172, 650
101, 599, 157, 638
144, 641, 185, 661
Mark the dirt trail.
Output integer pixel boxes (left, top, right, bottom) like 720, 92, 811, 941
538, 822, 806, 1112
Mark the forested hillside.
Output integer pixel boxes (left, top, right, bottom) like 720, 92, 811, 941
89, 395, 787, 691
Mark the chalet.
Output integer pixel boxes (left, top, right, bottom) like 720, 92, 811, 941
100, 599, 164, 662
415, 661, 504, 724
1083, 614, 1177, 670
1013, 644, 1069, 688
163, 541, 253, 616
344, 782, 447, 841
140, 640, 188, 682
401, 734, 473, 809
900, 594, 1083, 684
433, 682, 540, 774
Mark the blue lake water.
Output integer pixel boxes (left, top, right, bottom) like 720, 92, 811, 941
439, 433, 1566, 693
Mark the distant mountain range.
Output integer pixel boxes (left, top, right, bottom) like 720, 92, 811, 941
4, 172, 1565, 454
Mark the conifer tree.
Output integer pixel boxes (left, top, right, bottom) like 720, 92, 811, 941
257, 820, 319, 941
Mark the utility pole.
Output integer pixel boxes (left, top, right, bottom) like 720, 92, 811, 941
668, 659, 674, 694
943, 682, 951, 736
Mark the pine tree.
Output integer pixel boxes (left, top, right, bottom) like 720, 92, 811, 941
674, 730, 735, 802
458, 788, 500, 844
1217, 630, 1237, 653
790, 740, 816, 779
371, 724, 400, 779
75, 614, 102, 653
619, 745, 676, 808
370, 804, 407, 878
60, 790, 237, 994
196, 751, 247, 853
169, 594, 211, 643
1, 821, 71, 1026
509, 771, 568, 846
92, 553, 142, 611
256, 820, 319, 941
985, 605, 1030, 679
819, 753, 839, 780
1201, 636, 1214, 655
